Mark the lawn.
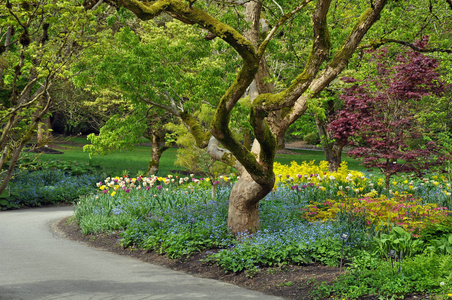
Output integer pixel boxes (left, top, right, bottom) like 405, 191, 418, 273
32, 136, 367, 176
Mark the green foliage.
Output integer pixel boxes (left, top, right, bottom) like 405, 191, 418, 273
0, 198, 20, 210
317, 254, 452, 299
420, 218, 452, 244
165, 104, 234, 179
372, 227, 424, 259
19, 158, 102, 176
428, 234, 452, 256
84, 111, 148, 156
303, 131, 320, 145
0, 0, 103, 194
286, 114, 317, 141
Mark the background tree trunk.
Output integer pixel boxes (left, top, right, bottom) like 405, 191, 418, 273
37, 117, 52, 147
147, 130, 168, 175
315, 116, 343, 171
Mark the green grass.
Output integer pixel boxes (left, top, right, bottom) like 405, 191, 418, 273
33, 139, 366, 176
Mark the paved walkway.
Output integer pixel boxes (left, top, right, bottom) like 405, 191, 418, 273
0, 207, 283, 300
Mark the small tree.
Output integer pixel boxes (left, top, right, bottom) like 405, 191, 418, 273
0, 1, 100, 195
330, 45, 448, 190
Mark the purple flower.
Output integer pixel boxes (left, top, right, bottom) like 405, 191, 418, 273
157, 185, 162, 190
102, 189, 108, 194
302, 185, 308, 189
146, 186, 150, 191
291, 185, 299, 191
125, 189, 130, 193
297, 174, 302, 179
213, 181, 220, 186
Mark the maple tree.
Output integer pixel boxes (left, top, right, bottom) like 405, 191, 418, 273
330, 42, 449, 190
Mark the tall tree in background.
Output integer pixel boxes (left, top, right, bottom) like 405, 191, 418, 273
99, 0, 452, 235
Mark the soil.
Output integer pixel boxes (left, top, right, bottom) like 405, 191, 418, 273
56, 217, 342, 300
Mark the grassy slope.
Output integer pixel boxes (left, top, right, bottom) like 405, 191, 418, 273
35, 137, 366, 176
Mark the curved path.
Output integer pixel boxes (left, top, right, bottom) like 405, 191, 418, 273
0, 207, 282, 300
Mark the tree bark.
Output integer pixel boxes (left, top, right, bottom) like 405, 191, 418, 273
315, 116, 343, 171
228, 166, 273, 235
147, 130, 168, 175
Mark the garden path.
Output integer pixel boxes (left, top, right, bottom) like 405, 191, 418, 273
0, 206, 283, 300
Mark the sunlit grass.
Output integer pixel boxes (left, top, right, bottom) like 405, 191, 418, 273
33, 137, 366, 176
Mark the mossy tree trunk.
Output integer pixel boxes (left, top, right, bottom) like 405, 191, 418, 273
105, 0, 389, 235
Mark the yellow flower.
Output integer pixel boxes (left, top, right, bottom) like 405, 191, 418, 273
205, 178, 210, 182
392, 181, 397, 186
111, 191, 116, 196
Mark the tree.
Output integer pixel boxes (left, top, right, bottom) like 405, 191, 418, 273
330, 44, 449, 190
75, 16, 237, 175
99, 0, 451, 235
0, 1, 102, 195
84, 102, 173, 175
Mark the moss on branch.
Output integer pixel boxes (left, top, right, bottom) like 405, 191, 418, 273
179, 111, 211, 148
